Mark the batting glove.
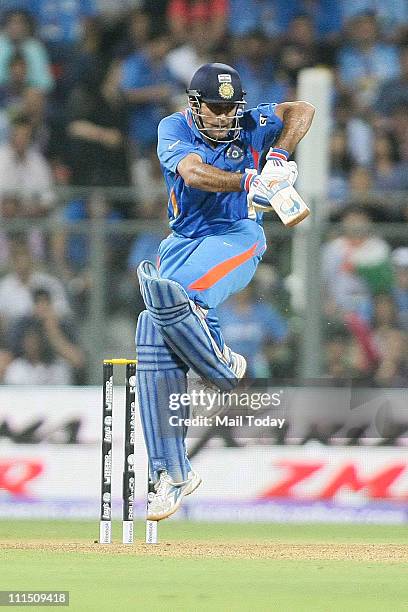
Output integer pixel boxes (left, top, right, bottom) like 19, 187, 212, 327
261, 148, 298, 186
241, 169, 274, 208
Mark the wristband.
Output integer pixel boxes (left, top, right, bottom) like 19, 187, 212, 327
241, 170, 256, 192
267, 147, 289, 161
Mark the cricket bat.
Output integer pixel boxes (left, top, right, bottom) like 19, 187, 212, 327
252, 179, 310, 227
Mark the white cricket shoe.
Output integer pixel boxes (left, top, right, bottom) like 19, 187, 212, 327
147, 470, 202, 521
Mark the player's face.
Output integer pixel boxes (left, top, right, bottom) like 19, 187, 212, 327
199, 102, 238, 140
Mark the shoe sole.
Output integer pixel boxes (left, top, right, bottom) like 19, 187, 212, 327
147, 475, 202, 522
233, 354, 247, 379
185, 474, 202, 496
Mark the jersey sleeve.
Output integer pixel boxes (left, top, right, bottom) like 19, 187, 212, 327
242, 103, 284, 153
157, 114, 206, 174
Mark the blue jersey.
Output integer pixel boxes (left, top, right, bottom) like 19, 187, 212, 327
157, 104, 283, 238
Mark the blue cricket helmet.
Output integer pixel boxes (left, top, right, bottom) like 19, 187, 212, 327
187, 62, 245, 104
186, 63, 246, 143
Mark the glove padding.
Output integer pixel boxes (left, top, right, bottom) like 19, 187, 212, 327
262, 160, 298, 188
261, 158, 298, 186
261, 148, 297, 184
242, 148, 308, 226
245, 161, 298, 210
251, 147, 307, 227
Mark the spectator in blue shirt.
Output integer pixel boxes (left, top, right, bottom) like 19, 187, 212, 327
337, 12, 400, 108
228, 0, 342, 41
218, 285, 289, 377
372, 132, 408, 193
27, 0, 96, 55
120, 35, 176, 154
128, 199, 168, 273
127, 198, 168, 314
328, 128, 354, 206
278, 14, 335, 87
0, 10, 54, 91
234, 30, 290, 108
52, 195, 127, 316
113, 8, 151, 60
63, 16, 106, 90
228, 0, 295, 38
376, 46, 408, 116
300, 0, 342, 40
54, 198, 124, 274
0, 2, 28, 19
339, 0, 407, 39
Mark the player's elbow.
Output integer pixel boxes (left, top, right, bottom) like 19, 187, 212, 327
275, 100, 316, 124
178, 155, 204, 188
183, 167, 202, 188
296, 101, 316, 118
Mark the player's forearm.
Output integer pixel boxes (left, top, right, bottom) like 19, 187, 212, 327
274, 101, 315, 154
182, 161, 243, 192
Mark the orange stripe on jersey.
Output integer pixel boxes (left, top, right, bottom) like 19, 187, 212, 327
170, 187, 179, 217
188, 242, 259, 291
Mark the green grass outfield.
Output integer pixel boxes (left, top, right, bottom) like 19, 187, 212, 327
0, 521, 407, 611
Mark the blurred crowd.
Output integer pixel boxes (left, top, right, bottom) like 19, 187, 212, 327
0, 0, 406, 385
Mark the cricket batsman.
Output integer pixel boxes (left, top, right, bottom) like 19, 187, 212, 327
135, 62, 315, 520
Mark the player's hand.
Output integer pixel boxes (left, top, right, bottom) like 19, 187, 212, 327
241, 169, 273, 208
242, 166, 310, 227
261, 148, 298, 186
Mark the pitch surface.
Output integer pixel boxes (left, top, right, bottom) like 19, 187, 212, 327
1, 521, 407, 611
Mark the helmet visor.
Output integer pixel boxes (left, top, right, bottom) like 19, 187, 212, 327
188, 97, 246, 143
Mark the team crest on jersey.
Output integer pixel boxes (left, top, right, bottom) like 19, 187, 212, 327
219, 83, 234, 99
226, 144, 244, 161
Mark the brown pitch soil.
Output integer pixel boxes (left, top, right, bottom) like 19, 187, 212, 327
1, 541, 408, 562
